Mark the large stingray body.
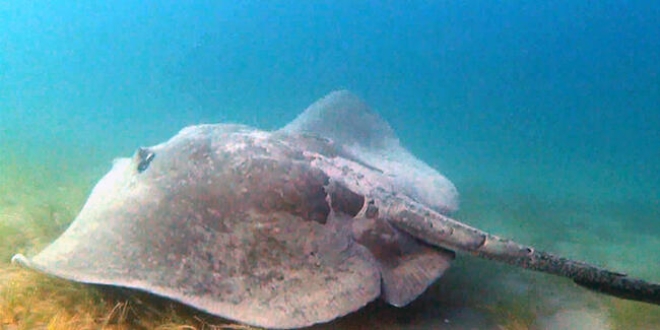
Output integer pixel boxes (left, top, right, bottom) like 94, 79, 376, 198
13, 91, 660, 329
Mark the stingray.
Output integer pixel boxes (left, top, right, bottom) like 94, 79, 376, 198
12, 90, 660, 329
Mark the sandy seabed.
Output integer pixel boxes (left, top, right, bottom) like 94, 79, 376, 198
1, 147, 659, 330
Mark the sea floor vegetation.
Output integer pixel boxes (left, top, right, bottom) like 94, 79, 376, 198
1, 153, 659, 329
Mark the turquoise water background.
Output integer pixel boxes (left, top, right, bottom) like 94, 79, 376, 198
2, 1, 659, 328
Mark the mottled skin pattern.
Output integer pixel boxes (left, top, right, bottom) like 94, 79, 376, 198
14, 124, 453, 329
13, 91, 660, 329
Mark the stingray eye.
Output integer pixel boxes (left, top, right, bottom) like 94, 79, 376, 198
136, 147, 156, 173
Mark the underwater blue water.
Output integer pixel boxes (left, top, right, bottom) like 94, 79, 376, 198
1, 1, 659, 327
2, 1, 659, 192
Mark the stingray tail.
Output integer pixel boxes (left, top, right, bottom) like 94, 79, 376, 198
384, 196, 660, 306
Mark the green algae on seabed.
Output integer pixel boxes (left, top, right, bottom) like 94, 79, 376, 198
0, 153, 257, 329
1, 151, 660, 329
1, 268, 262, 330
